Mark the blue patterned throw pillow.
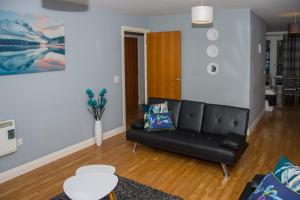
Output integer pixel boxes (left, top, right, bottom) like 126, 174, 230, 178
248, 173, 300, 200
143, 104, 150, 113
146, 112, 175, 131
273, 156, 300, 194
144, 102, 168, 129
148, 101, 168, 113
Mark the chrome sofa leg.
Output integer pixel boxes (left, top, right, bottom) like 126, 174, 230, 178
132, 142, 138, 152
221, 163, 230, 177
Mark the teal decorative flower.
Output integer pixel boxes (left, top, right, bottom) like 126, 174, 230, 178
85, 88, 107, 120
86, 89, 92, 94
87, 99, 93, 106
86, 89, 94, 98
100, 97, 107, 108
92, 99, 98, 108
88, 93, 94, 98
99, 88, 107, 97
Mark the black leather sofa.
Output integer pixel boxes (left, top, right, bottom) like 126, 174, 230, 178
126, 98, 250, 176
239, 174, 265, 200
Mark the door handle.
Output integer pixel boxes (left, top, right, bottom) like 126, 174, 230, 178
172, 78, 180, 81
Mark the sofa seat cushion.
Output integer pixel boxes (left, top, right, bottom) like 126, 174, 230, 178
126, 129, 243, 165
220, 133, 246, 150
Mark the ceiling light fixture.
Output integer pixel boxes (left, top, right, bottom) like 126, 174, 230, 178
191, 0, 213, 24
42, 0, 89, 12
288, 14, 300, 34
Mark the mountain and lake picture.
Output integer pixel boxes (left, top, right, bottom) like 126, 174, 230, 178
0, 10, 65, 76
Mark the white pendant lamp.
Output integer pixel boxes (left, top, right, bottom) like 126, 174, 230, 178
288, 14, 300, 34
191, 1, 213, 25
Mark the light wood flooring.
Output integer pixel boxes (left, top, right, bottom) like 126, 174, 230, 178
0, 107, 299, 200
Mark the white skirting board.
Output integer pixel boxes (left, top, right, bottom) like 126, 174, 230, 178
0, 126, 125, 184
247, 110, 265, 135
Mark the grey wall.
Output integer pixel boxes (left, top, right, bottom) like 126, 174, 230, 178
249, 12, 266, 123
147, 9, 251, 109
0, 0, 147, 173
0, 3, 262, 174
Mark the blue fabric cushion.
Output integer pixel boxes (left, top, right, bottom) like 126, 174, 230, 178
148, 101, 168, 113
143, 104, 150, 113
144, 102, 168, 129
248, 173, 300, 200
273, 156, 300, 194
147, 112, 175, 131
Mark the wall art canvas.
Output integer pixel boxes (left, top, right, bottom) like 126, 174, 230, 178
0, 10, 65, 76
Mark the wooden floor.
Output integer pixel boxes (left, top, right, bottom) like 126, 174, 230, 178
0, 107, 299, 200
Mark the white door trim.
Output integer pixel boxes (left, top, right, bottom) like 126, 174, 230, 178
121, 26, 150, 129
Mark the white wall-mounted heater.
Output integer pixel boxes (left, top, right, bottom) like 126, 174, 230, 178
0, 120, 17, 157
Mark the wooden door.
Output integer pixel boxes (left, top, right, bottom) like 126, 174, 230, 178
147, 31, 181, 100
125, 37, 139, 112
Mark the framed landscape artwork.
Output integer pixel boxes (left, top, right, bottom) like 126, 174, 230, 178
0, 10, 65, 76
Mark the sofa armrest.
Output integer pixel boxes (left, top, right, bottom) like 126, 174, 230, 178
250, 174, 265, 188
239, 174, 265, 200
131, 119, 144, 129
239, 182, 253, 200
220, 133, 246, 150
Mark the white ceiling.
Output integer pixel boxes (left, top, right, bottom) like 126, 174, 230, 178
63, 0, 300, 31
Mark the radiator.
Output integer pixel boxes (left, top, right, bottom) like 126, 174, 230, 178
0, 120, 17, 157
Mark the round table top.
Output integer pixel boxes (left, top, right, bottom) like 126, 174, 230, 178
76, 165, 116, 176
64, 173, 118, 200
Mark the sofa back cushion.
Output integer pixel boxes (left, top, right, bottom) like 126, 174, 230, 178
178, 100, 205, 132
148, 98, 182, 127
202, 104, 249, 136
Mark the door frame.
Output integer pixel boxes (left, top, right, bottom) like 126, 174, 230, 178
121, 26, 150, 129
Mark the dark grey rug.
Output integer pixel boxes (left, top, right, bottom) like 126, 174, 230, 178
52, 176, 183, 200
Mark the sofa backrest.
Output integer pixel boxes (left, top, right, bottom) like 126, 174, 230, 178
148, 98, 182, 127
202, 104, 249, 136
178, 100, 205, 132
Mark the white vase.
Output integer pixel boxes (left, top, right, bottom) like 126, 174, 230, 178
94, 120, 102, 146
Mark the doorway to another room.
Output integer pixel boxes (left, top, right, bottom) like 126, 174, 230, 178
265, 32, 284, 108
265, 32, 300, 108
122, 27, 148, 129
122, 27, 182, 130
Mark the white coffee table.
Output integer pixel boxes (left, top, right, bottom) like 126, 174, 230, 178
76, 165, 116, 176
64, 173, 118, 200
